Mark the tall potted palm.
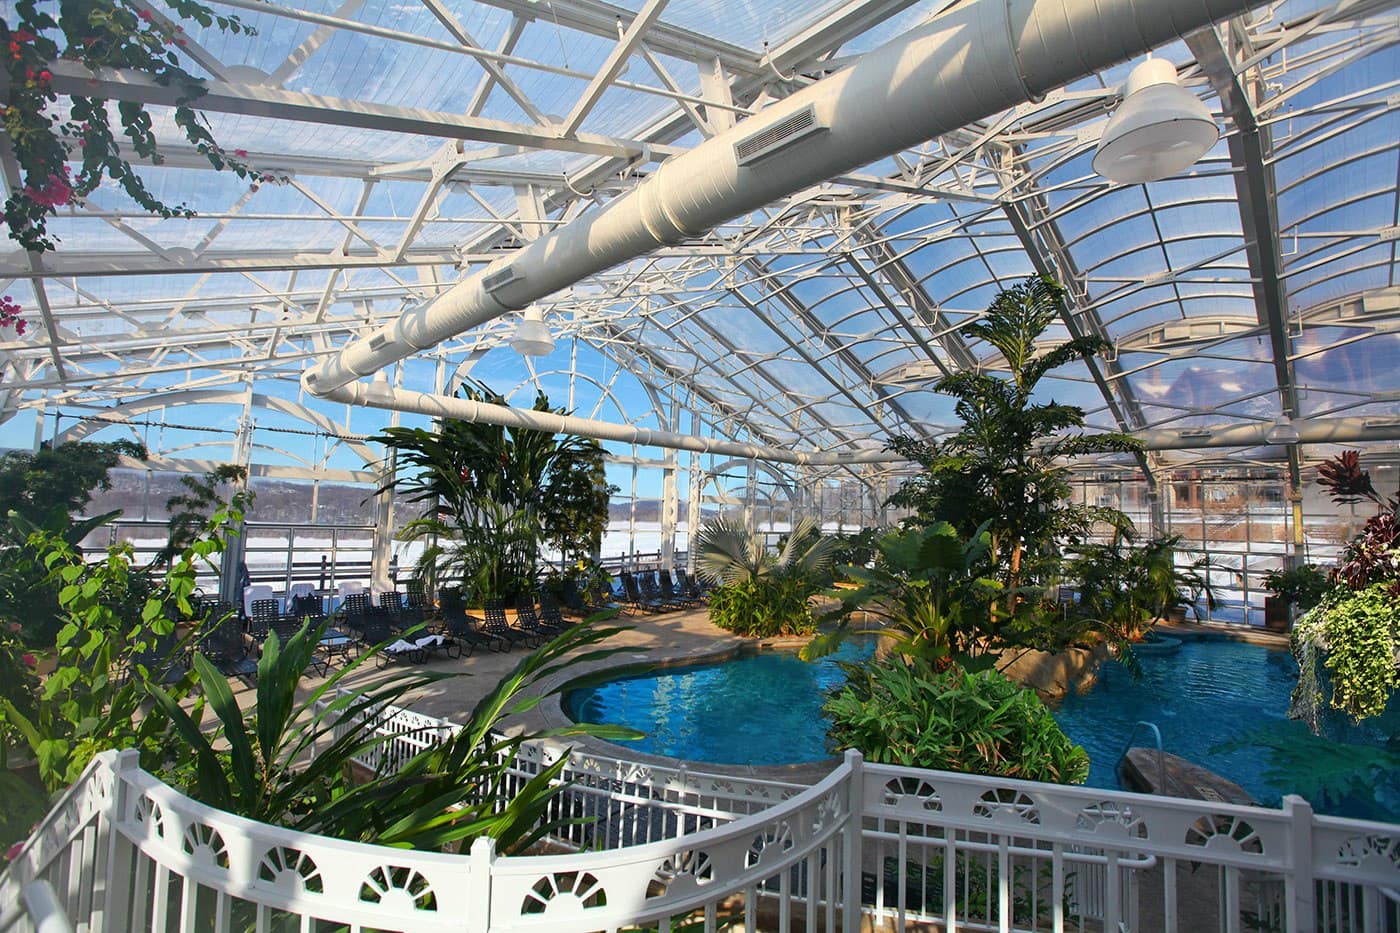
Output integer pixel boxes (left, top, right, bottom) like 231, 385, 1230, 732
372, 383, 612, 603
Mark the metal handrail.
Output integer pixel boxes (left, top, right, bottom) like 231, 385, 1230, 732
1117, 719, 1167, 794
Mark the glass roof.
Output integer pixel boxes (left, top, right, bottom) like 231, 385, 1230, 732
2, 0, 1398, 486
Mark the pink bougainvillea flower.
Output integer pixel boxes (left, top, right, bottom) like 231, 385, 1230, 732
234, 149, 248, 157
13, 29, 34, 42
21, 653, 36, 668
138, 8, 154, 20
38, 70, 50, 83
4, 842, 22, 862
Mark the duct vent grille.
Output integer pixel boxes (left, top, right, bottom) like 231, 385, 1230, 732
482, 266, 523, 294
368, 334, 390, 351
735, 105, 827, 166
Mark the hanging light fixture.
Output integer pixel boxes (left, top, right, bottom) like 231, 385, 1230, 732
1265, 416, 1302, 445
363, 370, 395, 404
510, 306, 555, 357
1092, 58, 1219, 184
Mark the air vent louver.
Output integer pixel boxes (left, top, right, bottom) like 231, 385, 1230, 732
482, 266, 523, 294
368, 334, 390, 351
735, 105, 828, 166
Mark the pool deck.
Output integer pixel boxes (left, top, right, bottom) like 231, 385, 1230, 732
318, 606, 848, 784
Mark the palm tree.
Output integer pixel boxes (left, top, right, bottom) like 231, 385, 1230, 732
694, 516, 835, 637
372, 383, 611, 602
887, 276, 1140, 606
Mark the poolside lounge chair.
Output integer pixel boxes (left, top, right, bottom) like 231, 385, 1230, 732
481, 601, 537, 650
618, 572, 665, 614
537, 591, 575, 630
359, 617, 425, 668
657, 571, 698, 609
440, 606, 497, 655
199, 613, 257, 684
515, 597, 563, 642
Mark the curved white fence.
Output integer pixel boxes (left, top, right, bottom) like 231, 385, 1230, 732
4, 709, 1399, 932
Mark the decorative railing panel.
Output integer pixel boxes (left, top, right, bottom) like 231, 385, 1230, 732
4, 724, 1398, 932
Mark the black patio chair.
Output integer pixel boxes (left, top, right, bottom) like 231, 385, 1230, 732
199, 613, 257, 684
337, 592, 374, 636
358, 617, 425, 668
481, 601, 536, 650
657, 571, 698, 609
441, 605, 498, 655
636, 571, 677, 612
515, 597, 563, 642
537, 591, 575, 630
618, 571, 665, 614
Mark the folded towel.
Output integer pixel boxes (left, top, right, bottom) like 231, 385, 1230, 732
387, 639, 418, 654
414, 634, 445, 649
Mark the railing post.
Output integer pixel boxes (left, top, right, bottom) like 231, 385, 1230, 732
468, 836, 496, 933
842, 749, 864, 933
93, 750, 139, 933
1282, 795, 1315, 933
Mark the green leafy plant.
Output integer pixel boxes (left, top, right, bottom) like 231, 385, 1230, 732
1, 1, 272, 253
803, 521, 1002, 668
696, 516, 833, 637
1068, 533, 1215, 638
158, 463, 246, 565
1289, 450, 1400, 731
1216, 721, 1400, 813
1291, 583, 1400, 727
150, 618, 641, 852
0, 502, 238, 820
825, 658, 1089, 783
885, 277, 1139, 616
1262, 565, 1329, 614
373, 383, 615, 603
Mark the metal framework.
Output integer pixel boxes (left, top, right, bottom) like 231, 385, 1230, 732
1, 0, 1398, 546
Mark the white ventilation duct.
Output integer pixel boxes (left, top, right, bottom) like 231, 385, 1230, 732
319, 381, 907, 466
321, 380, 1400, 462
304, 0, 1264, 400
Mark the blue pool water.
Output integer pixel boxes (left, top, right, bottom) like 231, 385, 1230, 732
565, 637, 877, 766
568, 636, 1398, 821
1055, 638, 1399, 822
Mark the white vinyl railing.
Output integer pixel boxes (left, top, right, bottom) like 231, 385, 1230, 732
4, 711, 1400, 932
319, 691, 806, 850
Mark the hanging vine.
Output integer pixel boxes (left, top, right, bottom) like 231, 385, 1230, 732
1, 0, 280, 254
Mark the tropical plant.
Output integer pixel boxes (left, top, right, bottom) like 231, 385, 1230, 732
1217, 721, 1400, 815
885, 277, 1139, 610
825, 658, 1089, 783
150, 619, 641, 852
372, 383, 615, 603
0, 438, 146, 529
695, 516, 834, 637
1068, 533, 1215, 638
157, 463, 246, 565
1262, 564, 1329, 614
0, 501, 238, 828
1289, 450, 1400, 732
803, 521, 1002, 668
827, 527, 884, 581
1, 1, 274, 253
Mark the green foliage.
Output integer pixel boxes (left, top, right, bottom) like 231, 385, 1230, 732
1292, 584, 1400, 726
151, 619, 640, 852
373, 382, 616, 602
885, 277, 1139, 604
804, 522, 1002, 667
0, 504, 237, 797
1216, 721, 1400, 813
827, 527, 884, 580
1068, 533, 1214, 637
1, 1, 266, 252
159, 464, 246, 565
1262, 565, 1329, 614
707, 575, 819, 638
876, 853, 1070, 929
696, 516, 833, 637
0, 439, 145, 528
825, 658, 1089, 784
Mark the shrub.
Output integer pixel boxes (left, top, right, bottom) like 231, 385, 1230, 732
708, 576, 817, 638
825, 659, 1089, 783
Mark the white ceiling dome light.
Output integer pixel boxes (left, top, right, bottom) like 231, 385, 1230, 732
1093, 58, 1219, 185
510, 306, 555, 357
